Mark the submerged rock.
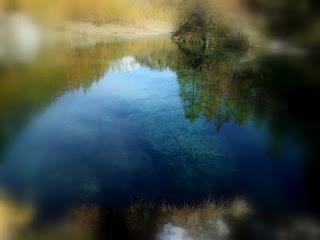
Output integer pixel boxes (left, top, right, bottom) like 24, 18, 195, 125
216, 219, 230, 237
157, 223, 193, 240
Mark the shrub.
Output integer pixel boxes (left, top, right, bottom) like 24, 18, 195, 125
174, 0, 250, 50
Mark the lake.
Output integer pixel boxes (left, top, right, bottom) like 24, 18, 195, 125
0, 38, 319, 239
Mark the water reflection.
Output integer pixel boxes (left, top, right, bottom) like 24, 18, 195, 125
0, 13, 41, 63
0, 192, 34, 240
0, 40, 173, 157
0, 38, 319, 239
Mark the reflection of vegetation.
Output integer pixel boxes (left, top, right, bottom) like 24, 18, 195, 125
137, 39, 319, 199
174, 43, 248, 124
0, 192, 34, 240
137, 40, 255, 126
153, 42, 320, 155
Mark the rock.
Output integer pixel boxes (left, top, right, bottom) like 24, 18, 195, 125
156, 223, 193, 240
216, 219, 230, 237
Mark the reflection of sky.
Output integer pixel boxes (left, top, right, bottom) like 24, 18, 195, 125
0, 63, 306, 213
0, 66, 180, 206
110, 56, 141, 73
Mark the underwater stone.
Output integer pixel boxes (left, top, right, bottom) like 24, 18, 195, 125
156, 223, 193, 240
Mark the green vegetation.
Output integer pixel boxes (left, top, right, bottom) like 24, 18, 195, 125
173, 0, 320, 49
173, 0, 250, 50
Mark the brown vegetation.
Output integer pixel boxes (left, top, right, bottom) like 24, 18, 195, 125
0, 0, 179, 25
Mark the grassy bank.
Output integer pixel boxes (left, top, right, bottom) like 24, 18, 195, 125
0, 0, 263, 48
0, 0, 179, 25
0, 0, 179, 47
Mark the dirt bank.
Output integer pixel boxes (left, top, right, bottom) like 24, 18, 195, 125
46, 20, 174, 48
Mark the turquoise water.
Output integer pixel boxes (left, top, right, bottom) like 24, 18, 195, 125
0, 39, 319, 238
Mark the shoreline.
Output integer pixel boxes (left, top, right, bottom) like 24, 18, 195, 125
45, 20, 174, 48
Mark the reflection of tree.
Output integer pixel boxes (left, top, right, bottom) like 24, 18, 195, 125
170, 44, 248, 127
168, 42, 320, 143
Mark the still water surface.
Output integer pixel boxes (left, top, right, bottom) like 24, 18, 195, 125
0, 38, 319, 239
